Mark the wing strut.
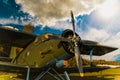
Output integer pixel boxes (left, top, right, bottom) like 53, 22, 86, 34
90, 48, 94, 67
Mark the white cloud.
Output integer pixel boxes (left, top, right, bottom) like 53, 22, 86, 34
97, 0, 119, 19
80, 27, 110, 42
51, 20, 72, 30
15, 0, 106, 27
90, 0, 120, 32
104, 32, 120, 47
0, 18, 19, 24
0, 16, 36, 26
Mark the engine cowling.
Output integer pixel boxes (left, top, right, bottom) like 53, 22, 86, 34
61, 29, 81, 54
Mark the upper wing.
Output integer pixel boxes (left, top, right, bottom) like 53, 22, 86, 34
0, 27, 37, 48
81, 40, 118, 56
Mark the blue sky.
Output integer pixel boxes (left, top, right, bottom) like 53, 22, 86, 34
0, 0, 120, 61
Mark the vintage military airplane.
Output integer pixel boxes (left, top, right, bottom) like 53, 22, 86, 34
0, 11, 118, 80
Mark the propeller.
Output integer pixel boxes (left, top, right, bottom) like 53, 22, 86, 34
70, 10, 84, 77
45, 11, 84, 77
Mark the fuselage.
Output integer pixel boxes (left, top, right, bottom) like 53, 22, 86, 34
14, 34, 73, 68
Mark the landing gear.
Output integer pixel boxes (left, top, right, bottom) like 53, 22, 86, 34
34, 68, 70, 80
26, 67, 30, 80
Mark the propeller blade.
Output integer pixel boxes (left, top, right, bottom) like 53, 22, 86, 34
70, 10, 76, 37
74, 46, 84, 77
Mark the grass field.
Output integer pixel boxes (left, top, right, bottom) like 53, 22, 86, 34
69, 68, 120, 80
0, 67, 120, 80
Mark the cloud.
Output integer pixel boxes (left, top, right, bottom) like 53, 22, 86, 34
15, 0, 106, 26
0, 18, 18, 24
51, 20, 72, 30
89, 0, 120, 33
80, 27, 110, 42
104, 32, 120, 47
0, 15, 38, 26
